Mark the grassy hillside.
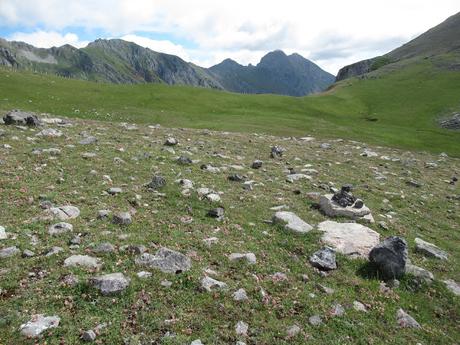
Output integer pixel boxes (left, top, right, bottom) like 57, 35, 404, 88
1, 55, 460, 155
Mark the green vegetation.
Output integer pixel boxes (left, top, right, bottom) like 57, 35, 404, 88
1, 55, 460, 155
370, 56, 393, 71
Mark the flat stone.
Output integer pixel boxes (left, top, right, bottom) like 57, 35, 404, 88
19, 314, 60, 338
235, 321, 248, 336
79, 136, 97, 145
107, 187, 123, 195
273, 211, 313, 234
415, 238, 448, 260
286, 174, 312, 183
89, 272, 130, 295
45, 246, 63, 256
201, 276, 227, 292
396, 308, 420, 328
319, 194, 372, 220
369, 236, 408, 280
406, 263, 434, 283
309, 247, 337, 271
206, 193, 221, 202
48, 222, 73, 235
229, 253, 257, 265
135, 247, 191, 274
64, 255, 102, 270
48, 206, 80, 221
93, 242, 115, 253
443, 279, 460, 296
0, 246, 20, 258
36, 128, 63, 137
136, 271, 152, 279
317, 221, 380, 258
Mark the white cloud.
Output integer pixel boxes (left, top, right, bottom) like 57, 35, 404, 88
1, 0, 459, 74
121, 34, 190, 61
9, 31, 88, 48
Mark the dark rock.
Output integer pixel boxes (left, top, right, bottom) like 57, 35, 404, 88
270, 146, 285, 158
177, 156, 192, 165
251, 160, 263, 169
228, 174, 245, 182
369, 236, 408, 280
3, 110, 41, 126
208, 207, 224, 219
331, 186, 356, 207
309, 247, 337, 271
146, 175, 166, 190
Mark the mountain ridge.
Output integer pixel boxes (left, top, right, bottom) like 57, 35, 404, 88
0, 38, 334, 96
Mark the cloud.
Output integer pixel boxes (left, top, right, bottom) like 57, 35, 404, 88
121, 34, 190, 61
8, 30, 88, 48
1, 0, 459, 74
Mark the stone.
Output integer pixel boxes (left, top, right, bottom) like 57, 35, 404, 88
0, 226, 7, 240
228, 174, 245, 182
369, 236, 408, 280
309, 247, 337, 271
443, 279, 460, 296
270, 146, 285, 158
89, 272, 130, 295
45, 246, 63, 256
353, 301, 367, 312
286, 173, 312, 183
190, 340, 203, 345
251, 160, 263, 169
330, 303, 345, 317
93, 242, 115, 253
135, 247, 191, 273
208, 207, 224, 219
396, 309, 421, 328
36, 128, 63, 138
229, 253, 257, 265
146, 175, 166, 190
107, 187, 123, 195
97, 210, 110, 219
233, 288, 248, 301
206, 193, 221, 203
201, 276, 227, 292
78, 136, 97, 145
319, 194, 372, 220
177, 156, 192, 164
112, 212, 132, 225
317, 221, 380, 258
308, 315, 322, 326
414, 238, 448, 260
19, 314, 60, 338
164, 137, 178, 146
4, 110, 41, 126
64, 255, 102, 269
48, 206, 80, 220
136, 271, 152, 279
272, 211, 313, 234
82, 329, 96, 342
286, 325, 301, 338
406, 263, 434, 283
200, 164, 220, 173
22, 249, 35, 258
0, 246, 20, 258
48, 222, 73, 235
235, 321, 248, 336
361, 149, 378, 157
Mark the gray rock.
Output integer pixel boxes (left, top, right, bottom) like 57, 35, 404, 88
48, 206, 80, 221
107, 187, 123, 195
406, 263, 434, 283
369, 236, 408, 280
273, 211, 313, 234
286, 173, 312, 183
22, 249, 35, 258
414, 238, 448, 260
0, 225, 7, 240
97, 210, 111, 219
89, 272, 130, 295
308, 315, 322, 326
48, 222, 73, 235
190, 340, 203, 345
309, 247, 337, 271
330, 303, 345, 317
146, 175, 166, 190
201, 276, 227, 292
64, 255, 102, 269
286, 324, 301, 338
229, 253, 257, 265
251, 160, 263, 169
200, 164, 220, 173
164, 137, 178, 146
177, 156, 192, 164
317, 221, 380, 258
1, 246, 20, 258
4, 110, 41, 126
207, 207, 224, 220
79, 136, 98, 145
36, 128, 63, 138
235, 321, 248, 336
396, 308, 420, 328
443, 279, 460, 296
270, 146, 285, 158
19, 314, 60, 338
112, 212, 132, 225
136, 271, 152, 279
233, 288, 248, 301
93, 242, 115, 253
45, 246, 63, 256
135, 247, 191, 273
353, 301, 367, 312
82, 329, 97, 342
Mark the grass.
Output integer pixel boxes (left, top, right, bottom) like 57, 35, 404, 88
0, 117, 459, 344
1, 55, 460, 155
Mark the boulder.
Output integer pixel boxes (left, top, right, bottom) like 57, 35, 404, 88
135, 247, 191, 273
48, 206, 80, 221
3, 110, 41, 126
414, 238, 448, 260
369, 236, 408, 280
272, 211, 313, 234
0, 246, 20, 258
19, 314, 60, 338
89, 272, 130, 295
317, 221, 380, 258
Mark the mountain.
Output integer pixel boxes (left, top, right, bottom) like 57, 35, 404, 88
0, 38, 333, 96
209, 50, 335, 96
337, 11, 460, 81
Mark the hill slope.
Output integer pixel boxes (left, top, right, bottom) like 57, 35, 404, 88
336, 11, 460, 81
0, 38, 333, 96
209, 50, 335, 96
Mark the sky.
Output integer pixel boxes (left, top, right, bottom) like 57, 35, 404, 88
0, 1, 459, 75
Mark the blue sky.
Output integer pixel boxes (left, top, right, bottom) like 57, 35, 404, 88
1, 0, 459, 74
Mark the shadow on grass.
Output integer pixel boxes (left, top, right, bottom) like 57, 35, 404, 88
356, 261, 381, 280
